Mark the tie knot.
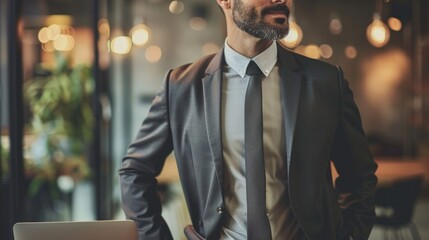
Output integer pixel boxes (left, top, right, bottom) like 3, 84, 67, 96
246, 61, 263, 76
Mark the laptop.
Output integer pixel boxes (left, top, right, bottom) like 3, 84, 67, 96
13, 220, 138, 240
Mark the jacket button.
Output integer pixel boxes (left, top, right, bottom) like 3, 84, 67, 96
216, 206, 224, 214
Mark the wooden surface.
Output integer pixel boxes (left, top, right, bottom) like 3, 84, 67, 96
332, 158, 428, 187
158, 155, 429, 188
157, 155, 180, 184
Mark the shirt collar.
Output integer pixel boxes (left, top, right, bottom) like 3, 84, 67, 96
224, 39, 277, 78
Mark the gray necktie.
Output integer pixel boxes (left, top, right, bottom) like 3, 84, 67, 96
245, 60, 272, 239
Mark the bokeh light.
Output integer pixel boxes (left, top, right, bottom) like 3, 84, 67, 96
202, 43, 221, 55
145, 45, 162, 62
388, 17, 402, 32
130, 24, 150, 46
319, 44, 333, 59
169, 1, 185, 14
345, 46, 358, 59
304, 45, 321, 59
111, 36, 132, 54
367, 18, 390, 48
280, 21, 303, 48
189, 17, 207, 31
53, 34, 75, 51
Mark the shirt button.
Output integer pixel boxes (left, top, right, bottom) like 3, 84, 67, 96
216, 206, 224, 214
266, 209, 269, 216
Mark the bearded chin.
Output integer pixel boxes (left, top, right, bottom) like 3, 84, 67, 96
251, 23, 289, 40
233, 11, 289, 40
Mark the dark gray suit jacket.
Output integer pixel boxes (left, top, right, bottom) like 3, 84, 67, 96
119, 43, 378, 240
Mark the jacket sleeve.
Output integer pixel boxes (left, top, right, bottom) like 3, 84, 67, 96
118, 71, 174, 240
331, 66, 378, 240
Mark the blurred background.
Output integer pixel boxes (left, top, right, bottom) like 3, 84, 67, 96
1, 0, 428, 239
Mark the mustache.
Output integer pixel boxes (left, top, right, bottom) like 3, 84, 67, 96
261, 4, 290, 17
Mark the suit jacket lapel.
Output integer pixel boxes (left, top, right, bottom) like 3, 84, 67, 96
202, 50, 225, 197
277, 43, 303, 175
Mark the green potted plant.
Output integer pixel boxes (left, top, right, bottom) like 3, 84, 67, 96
24, 52, 94, 220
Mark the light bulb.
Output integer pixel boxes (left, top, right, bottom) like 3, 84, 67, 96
111, 36, 132, 54
366, 18, 390, 48
130, 24, 150, 46
280, 21, 303, 49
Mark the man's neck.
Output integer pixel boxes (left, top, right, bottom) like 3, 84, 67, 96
226, 27, 273, 58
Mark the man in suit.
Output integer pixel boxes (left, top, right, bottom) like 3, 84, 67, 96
119, 0, 378, 239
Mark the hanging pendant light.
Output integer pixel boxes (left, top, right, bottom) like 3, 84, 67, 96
130, 0, 152, 47
366, 0, 390, 48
